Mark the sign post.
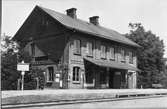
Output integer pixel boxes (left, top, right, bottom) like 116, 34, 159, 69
17, 61, 29, 91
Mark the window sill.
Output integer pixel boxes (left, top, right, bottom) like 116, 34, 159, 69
73, 53, 81, 56
110, 58, 115, 61
46, 81, 54, 83
101, 57, 107, 60
129, 62, 134, 64
72, 81, 80, 84
86, 55, 93, 58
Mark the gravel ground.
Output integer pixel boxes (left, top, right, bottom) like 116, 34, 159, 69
2, 89, 167, 98
2, 89, 167, 105
27, 96, 167, 109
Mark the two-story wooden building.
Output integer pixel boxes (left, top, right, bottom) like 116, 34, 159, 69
13, 6, 140, 89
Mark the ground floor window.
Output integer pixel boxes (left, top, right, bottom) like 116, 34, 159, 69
72, 67, 80, 82
47, 67, 54, 82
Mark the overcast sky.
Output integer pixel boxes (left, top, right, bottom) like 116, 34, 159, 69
2, 0, 167, 57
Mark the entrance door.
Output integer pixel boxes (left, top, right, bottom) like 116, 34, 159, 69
109, 71, 114, 88
113, 72, 121, 89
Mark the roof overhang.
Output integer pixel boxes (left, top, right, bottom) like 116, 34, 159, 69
84, 57, 140, 71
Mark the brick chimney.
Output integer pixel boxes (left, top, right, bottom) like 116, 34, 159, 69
89, 16, 99, 25
66, 8, 77, 19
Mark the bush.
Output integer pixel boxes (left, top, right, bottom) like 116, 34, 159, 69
24, 68, 45, 90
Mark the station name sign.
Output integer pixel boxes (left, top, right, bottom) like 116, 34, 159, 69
17, 62, 29, 71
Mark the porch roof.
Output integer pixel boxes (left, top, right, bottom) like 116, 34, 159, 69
84, 57, 140, 71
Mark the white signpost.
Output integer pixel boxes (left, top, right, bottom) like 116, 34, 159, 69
17, 61, 29, 90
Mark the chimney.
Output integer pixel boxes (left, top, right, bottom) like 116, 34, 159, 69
89, 16, 99, 25
66, 8, 77, 19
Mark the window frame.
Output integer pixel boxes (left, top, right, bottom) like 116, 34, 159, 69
100, 44, 106, 59
73, 39, 81, 55
129, 51, 133, 64
109, 46, 115, 60
72, 66, 81, 83
86, 41, 93, 57
46, 67, 54, 82
121, 48, 126, 63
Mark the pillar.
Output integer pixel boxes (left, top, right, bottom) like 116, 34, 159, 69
106, 67, 109, 88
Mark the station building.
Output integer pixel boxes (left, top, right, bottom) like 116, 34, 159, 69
13, 6, 140, 89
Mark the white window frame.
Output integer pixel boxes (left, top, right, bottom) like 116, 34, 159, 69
109, 46, 115, 60
73, 39, 81, 55
129, 51, 133, 64
100, 45, 106, 59
121, 48, 126, 62
72, 66, 80, 83
46, 67, 54, 82
86, 41, 93, 57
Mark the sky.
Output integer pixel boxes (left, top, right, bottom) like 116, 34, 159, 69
2, 0, 167, 57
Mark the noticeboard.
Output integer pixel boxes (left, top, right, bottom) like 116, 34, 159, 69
17, 63, 29, 71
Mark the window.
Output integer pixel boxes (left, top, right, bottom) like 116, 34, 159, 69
121, 48, 126, 62
35, 56, 48, 61
73, 40, 81, 55
109, 46, 115, 60
101, 45, 106, 59
129, 51, 133, 64
31, 43, 35, 56
47, 67, 54, 82
72, 67, 80, 82
86, 41, 93, 56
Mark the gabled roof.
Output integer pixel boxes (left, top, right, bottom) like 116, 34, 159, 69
37, 6, 139, 47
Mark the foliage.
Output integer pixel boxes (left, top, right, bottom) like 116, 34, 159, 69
1, 35, 45, 90
125, 23, 166, 88
1, 35, 19, 90
24, 68, 45, 90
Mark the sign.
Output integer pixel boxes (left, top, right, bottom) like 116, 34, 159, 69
17, 61, 29, 71
55, 78, 60, 82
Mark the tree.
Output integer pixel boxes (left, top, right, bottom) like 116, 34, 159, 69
1, 34, 45, 90
1, 35, 19, 90
125, 23, 166, 88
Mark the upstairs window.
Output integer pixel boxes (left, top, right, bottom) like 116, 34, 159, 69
31, 43, 35, 57
73, 39, 81, 55
86, 41, 93, 57
47, 67, 54, 82
109, 46, 115, 60
129, 51, 133, 64
101, 45, 106, 59
72, 67, 80, 82
121, 48, 126, 62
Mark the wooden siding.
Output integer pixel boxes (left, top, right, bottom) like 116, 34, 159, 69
68, 33, 137, 89
69, 33, 137, 67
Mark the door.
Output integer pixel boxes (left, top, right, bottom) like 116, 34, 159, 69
113, 72, 121, 89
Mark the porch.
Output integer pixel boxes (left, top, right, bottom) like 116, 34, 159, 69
83, 58, 138, 89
